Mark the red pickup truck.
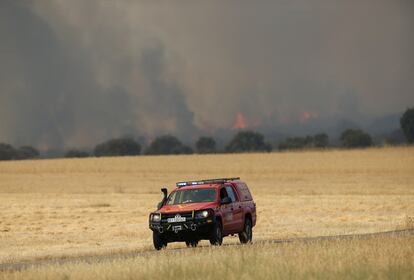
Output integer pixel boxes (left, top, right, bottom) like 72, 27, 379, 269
149, 177, 256, 250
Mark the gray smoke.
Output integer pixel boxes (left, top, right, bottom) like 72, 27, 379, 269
0, 0, 413, 149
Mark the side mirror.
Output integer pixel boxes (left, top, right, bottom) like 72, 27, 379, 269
157, 187, 168, 210
220, 197, 232, 205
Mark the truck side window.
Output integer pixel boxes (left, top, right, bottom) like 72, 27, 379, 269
220, 187, 228, 200
166, 191, 177, 205
225, 185, 237, 202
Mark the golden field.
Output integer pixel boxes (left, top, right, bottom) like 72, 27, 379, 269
0, 146, 413, 268
2, 234, 413, 280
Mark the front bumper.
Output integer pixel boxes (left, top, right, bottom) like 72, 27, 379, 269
149, 218, 214, 241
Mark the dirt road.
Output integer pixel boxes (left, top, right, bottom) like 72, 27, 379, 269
1, 229, 413, 272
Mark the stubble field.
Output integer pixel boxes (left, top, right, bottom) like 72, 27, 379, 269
0, 146, 413, 278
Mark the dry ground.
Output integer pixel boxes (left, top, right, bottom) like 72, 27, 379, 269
0, 146, 413, 264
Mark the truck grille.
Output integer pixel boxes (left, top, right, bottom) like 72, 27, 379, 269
161, 211, 193, 221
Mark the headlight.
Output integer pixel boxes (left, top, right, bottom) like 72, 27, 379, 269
195, 210, 210, 219
151, 213, 161, 222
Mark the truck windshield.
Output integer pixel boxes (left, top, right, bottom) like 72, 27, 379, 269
166, 188, 216, 205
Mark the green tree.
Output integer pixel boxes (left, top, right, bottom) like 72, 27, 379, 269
0, 143, 17, 160
313, 133, 329, 148
16, 146, 39, 159
278, 137, 307, 150
340, 129, 373, 148
94, 137, 141, 157
225, 131, 271, 153
278, 133, 329, 151
195, 137, 216, 154
281, 137, 306, 150
400, 107, 414, 143
65, 149, 89, 158
145, 135, 193, 155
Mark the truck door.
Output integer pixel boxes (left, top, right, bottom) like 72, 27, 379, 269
225, 185, 244, 232
219, 187, 234, 234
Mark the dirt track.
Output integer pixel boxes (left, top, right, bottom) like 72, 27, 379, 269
1, 228, 413, 272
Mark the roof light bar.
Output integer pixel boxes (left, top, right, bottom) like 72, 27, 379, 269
176, 177, 240, 188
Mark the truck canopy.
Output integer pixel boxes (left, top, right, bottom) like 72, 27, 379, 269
235, 182, 253, 201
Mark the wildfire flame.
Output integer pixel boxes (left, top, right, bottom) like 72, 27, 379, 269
299, 111, 318, 123
232, 112, 248, 129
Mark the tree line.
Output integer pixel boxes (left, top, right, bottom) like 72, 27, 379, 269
0, 144, 39, 160
83, 131, 271, 158
1, 107, 414, 160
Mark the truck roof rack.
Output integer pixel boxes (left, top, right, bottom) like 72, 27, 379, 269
176, 177, 240, 188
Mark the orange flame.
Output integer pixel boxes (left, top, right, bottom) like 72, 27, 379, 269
299, 111, 318, 123
232, 112, 248, 129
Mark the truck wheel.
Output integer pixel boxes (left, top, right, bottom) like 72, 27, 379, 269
185, 240, 199, 247
153, 231, 167, 250
209, 220, 223, 246
239, 218, 252, 244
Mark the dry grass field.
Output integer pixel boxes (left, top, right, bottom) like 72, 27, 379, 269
0, 146, 413, 278
2, 234, 413, 280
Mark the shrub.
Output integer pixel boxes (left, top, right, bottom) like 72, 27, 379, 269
145, 135, 193, 155
340, 129, 373, 148
16, 146, 39, 159
0, 143, 17, 160
400, 107, 414, 143
278, 134, 329, 150
94, 137, 141, 157
313, 133, 329, 148
225, 131, 271, 153
195, 137, 216, 154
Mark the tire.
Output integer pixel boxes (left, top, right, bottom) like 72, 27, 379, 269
185, 240, 199, 248
153, 231, 167, 250
209, 219, 223, 246
239, 218, 253, 244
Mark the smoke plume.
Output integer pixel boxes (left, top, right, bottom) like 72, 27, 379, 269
1, 0, 413, 149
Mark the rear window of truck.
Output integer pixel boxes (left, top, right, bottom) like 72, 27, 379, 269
235, 183, 253, 201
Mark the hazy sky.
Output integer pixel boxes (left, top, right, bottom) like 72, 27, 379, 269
1, 0, 413, 149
